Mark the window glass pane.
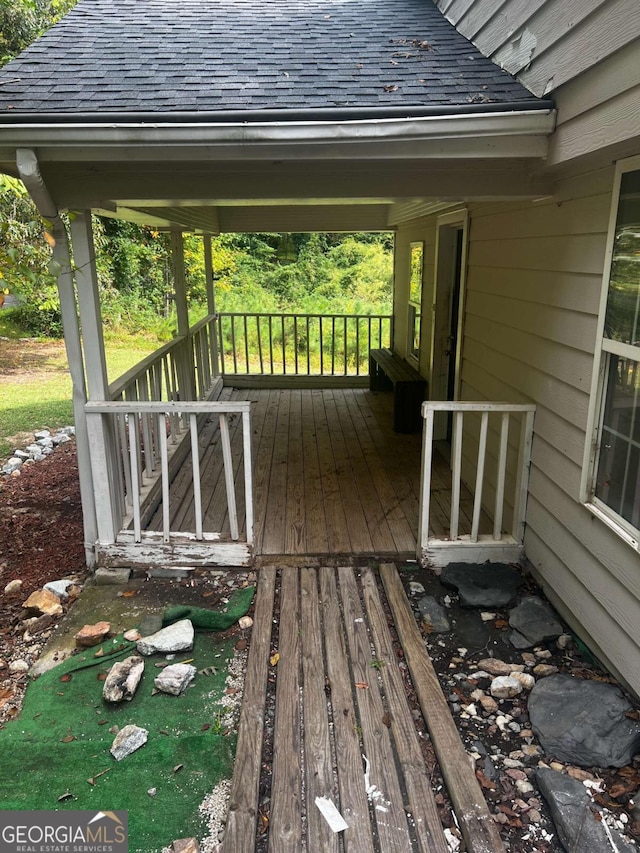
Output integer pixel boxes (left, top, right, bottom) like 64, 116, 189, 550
409, 242, 423, 305
605, 170, 640, 345
595, 354, 640, 529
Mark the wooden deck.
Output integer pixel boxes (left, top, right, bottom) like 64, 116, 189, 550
222, 563, 504, 853
148, 388, 485, 556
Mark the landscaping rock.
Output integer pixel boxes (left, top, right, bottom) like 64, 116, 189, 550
33, 430, 50, 441
43, 579, 75, 599
508, 596, 563, 647
94, 567, 132, 586
3, 579, 23, 595
440, 562, 522, 608
172, 839, 200, 853
137, 619, 194, 656
9, 659, 29, 673
110, 724, 148, 761
154, 663, 197, 696
22, 589, 63, 617
537, 768, 636, 853
75, 621, 111, 647
490, 675, 523, 699
2, 457, 23, 475
529, 674, 640, 767
417, 596, 451, 632
103, 656, 145, 702
477, 658, 523, 677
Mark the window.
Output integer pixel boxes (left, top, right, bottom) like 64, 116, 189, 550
408, 242, 423, 361
584, 159, 640, 543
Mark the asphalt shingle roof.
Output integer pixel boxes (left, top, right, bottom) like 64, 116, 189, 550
0, 0, 543, 117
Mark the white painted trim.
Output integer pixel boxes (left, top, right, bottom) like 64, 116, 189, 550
422, 536, 523, 568
0, 111, 556, 157
580, 155, 640, 506
585, 500, 640, 554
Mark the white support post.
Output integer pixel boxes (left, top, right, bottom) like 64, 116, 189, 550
170, 231, 196, 399
417, 405, 434, 560
70, 212, 121, 543
242, 408, 254, 546
203, 233, 220, 381
52, 226, 99, 565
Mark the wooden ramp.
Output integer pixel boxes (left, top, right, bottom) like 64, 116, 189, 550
222, 564, 504, 853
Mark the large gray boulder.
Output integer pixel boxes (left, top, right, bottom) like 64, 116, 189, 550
440, 562, 522, 608
529, 674, 640, 767
537, 768, 636, 853
509, 596, 563, 647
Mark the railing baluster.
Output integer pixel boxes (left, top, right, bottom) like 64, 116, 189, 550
219, 413, 239, 540
356, 317, 360, 375
118, 412, 133, 507
269, 315, 274, 374
494, 413, 510, 540
343, 315, 347, 375
281, 315, 286, 374
231, 315, 238, 374
331, 316, 336, 375
368, 316, 372, 361
128, 413, 142, 542
471, 411, 489, 543
306, 316, 310, 375
450, 410, 463, 540
190, 413, 203, 540
257, 315, 264, 374
159, 413, 170, 543
513, 409, 535, 544
243, 314, 249, 374
218, 314, 226, 375
242, 409, 254, 546
319, 316, 324, 375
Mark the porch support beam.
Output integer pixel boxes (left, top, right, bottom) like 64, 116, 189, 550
70, 211, 120, 543
170, 230, 196, 399
15, 149, 98, 567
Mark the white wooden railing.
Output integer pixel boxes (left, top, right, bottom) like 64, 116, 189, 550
217, 312, 392, 378
85, 400, 253, 566
109, 314, 219, 405
418, 402, 536, 566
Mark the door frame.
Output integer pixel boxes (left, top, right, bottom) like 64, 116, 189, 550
429, 209, 469, 440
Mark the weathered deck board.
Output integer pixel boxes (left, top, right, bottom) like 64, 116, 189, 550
223, 564, 479, 852
380, 563, 506, 853
148, 388, 489, 555
270, 568, 302, 851
300, 568, 339, 853
222, 565, 276, 850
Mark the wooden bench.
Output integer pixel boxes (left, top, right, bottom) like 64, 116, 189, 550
369, 347, 427, 433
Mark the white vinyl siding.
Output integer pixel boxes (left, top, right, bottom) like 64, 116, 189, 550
432, 0, 640, 168
462, 166, 640, 696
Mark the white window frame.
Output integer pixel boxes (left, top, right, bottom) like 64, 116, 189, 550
581, 154, 640, 552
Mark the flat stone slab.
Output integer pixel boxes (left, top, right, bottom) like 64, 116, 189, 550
417, 596, 450, 632
508, 596, 563, 647
137, 619, 194, 656
529, 674, 640, 768
537, 768, 636, 852
103, 656, 145, 702
440, 563, 522, 608
110, 724, 148, 761
94, 567, 132, 586
154, 663, 197, 696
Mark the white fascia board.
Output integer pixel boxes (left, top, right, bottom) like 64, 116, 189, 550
0, 110, 555, 160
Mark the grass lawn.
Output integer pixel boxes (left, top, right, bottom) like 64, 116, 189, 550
0, 313, 156, 459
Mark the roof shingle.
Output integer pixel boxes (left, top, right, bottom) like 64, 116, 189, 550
0, 0, 543, 116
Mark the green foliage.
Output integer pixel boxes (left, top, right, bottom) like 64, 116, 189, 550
0, 0, 77, 64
